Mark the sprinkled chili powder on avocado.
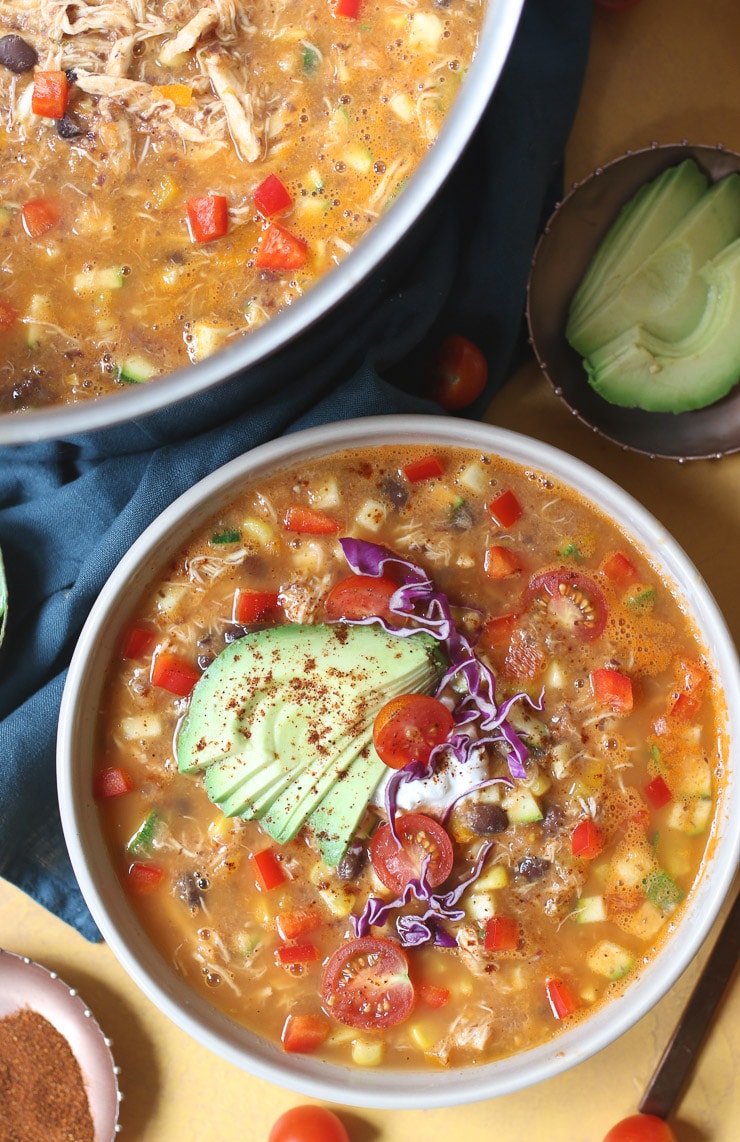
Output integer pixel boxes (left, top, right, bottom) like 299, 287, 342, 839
0, 1008, 94, 1142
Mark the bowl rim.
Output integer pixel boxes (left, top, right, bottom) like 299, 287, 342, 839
0, 0, 525, 447
57, 414, 740, 1109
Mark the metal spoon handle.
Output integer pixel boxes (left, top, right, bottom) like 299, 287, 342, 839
639, 890, 739, 1119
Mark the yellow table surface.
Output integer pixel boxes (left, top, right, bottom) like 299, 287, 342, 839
2, 1, 739, 1139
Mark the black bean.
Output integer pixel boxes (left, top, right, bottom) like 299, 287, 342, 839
0, 34, 38, 74
515, 855, 551, 882
379, 474, 409, 508
450, 502, 474, 530
539, 802, 563, 838
467, 802, 509, 835
56, 112, 82, 139
176, 872, 205, 911
336, 841, 366, 880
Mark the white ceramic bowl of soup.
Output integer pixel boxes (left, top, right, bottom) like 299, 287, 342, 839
57, 415, 740, 1109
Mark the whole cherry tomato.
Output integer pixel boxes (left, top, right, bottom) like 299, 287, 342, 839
431, 334, 488, 410
269, 1105, 350, 1142
602, 1114, 678, 1142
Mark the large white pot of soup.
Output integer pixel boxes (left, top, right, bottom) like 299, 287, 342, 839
58, 415, 740, 1109
0, 0, 524, 443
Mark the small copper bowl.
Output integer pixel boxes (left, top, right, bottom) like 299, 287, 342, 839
526, 142, 740, 461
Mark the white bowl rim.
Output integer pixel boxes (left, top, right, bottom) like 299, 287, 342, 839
58, 414, 740, 1109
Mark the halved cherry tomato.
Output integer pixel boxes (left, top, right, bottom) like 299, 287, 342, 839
150, 650, 201, 696
484, 914, 519, 951
283, 505, 340, 534
269, 1104, 349, 1142
321, 936, 414, 1029
487, 489, 523, 529
371, 812, 454, 894
254, 173, 293, 217
403, 454, 444, 483
545, 976, 579, 1020
187, 194, 228, 243
252, 847, 287, 891
431, 334, 488, 410
325, 573, 398, 621
32, 70, 69, 118
94, 766, 133, 799
373, 694, 454, 770
22, 197, 61, 238
234, 589, 280, 624
280, 1015, 331, 1056
571, 819, 604, 858
591, 667, 633, 713
256, 223, 307, 270
126, 861, 164, 894
524, 568, 608, 642
484, 545, 522, 579
602, 1115, 677, 1142
644, 775, 672, 809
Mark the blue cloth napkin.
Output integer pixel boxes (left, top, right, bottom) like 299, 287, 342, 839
0, 0, 592, 940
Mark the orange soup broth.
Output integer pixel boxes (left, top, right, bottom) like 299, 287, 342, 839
94, 444, 725, 1069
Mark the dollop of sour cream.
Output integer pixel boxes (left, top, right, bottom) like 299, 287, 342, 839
370, 743, 489, 820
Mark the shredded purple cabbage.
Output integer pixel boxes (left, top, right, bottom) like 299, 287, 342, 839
338, 537, 541, 947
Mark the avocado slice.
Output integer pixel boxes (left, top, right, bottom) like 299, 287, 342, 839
584, 236, 740, 411
568, 173, 740, 355
176, 622, 445, 864
567, 159, 708, 332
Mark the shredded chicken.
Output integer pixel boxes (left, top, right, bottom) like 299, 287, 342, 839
200, 48, 262, 162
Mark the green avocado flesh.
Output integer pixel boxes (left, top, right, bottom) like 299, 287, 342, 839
176, 622, 445, 865
567, 159, 740, 412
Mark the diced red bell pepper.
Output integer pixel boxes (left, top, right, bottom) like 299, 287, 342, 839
669, 691, 701, 722
22, 197, 61, 238
277, 942, 319, 966
126, 861, 164, 894
481, 613, 518, 649
484, 545, 522, 579
602, 551, 637, 584
253, 173, 293, 217
283, 505, 341, 534
252, 847, 287, 891
276, 907, 321, 941
234, 589, 280, 625
484, 915, 519, 951
644, 774, 672, 809
255, 223, 307, 270
94, 765, 134, 799
487, 489, 523, 529
590, 666, 633, 713
403, 454, 444, 483
281, 1013, 330, 1054
150, 650, 201, 696
32, 71, 69, 119
545, 977, 579, 1020
0, 302, 17, 330
186, 194, 229, 243
417, 982, 450, 1008
335, 0, 362, 16
121, 624, 156, 659
571, 819, 604, 859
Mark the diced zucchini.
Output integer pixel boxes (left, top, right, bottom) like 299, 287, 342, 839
676, 754, 712, 799
586, 940, 636, 980
309, 476, 340, 508
73, 266, 124, 294
643, 869, 684, 914
389, 93, 415, 123
464, 891, 497, 922
127, 809, 161, 854
525, 766, 552, 797
118, 354, 158, 384
667, 796, 712, 835
25, 294, 51, 349
302, 43, 320, 74
155, 583, 189, 617
549, 741, 573, 779
236, 929, 262, 958
408, 11, 443, 51
627, 585, 656, 612
502, 786, 543, 824
610, 843, 656, 889
354, 499, 388, 532
187, 322, 231, 362
626, 899, 665, 940
119, 714, 163, 741
457, 462, 487, 494
211, 528, 241, 545
344, 143, 373, 174
575, 894, 607, 924
475, 862, 509, 891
